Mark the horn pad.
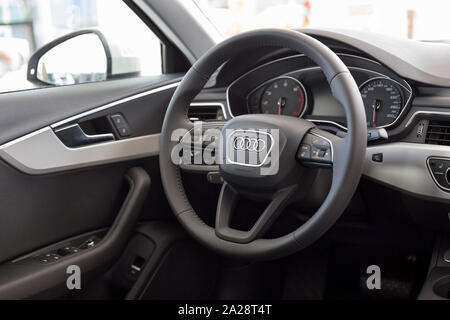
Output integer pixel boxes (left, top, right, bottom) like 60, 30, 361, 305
219, 114, 315, 194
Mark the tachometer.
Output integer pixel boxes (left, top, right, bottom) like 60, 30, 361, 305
260, 77, 307, 117
360, 78, 404, 128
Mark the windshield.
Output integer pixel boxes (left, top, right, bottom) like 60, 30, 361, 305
194, 0, 450, 41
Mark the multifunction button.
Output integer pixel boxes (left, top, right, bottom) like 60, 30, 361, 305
428, 157, 450, 191
297, 133, 332, 164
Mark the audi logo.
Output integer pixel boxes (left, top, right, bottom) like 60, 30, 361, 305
233, 137, 266, 152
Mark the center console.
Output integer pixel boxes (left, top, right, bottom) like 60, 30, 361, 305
418, 234, 450, 300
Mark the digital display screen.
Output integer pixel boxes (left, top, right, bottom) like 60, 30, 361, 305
306, 77, 345, 118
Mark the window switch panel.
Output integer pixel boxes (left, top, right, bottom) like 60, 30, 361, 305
111, 114, 131, 137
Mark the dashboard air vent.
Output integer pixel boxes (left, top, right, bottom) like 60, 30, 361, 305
425, 120, 450, 146
188, 103, 225, 122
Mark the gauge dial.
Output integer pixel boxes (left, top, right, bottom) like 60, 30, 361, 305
260, 77, 307, 117
360, 78, 404, 128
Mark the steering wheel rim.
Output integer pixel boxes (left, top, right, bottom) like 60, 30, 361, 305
160, 29, 367, 261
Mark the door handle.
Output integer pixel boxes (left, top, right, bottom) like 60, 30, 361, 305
55, 124, 115, 148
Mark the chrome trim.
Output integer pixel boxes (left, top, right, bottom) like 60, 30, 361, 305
131, 265, 142, 272
189, 102, 228, 120
308, 119, 347, 131
54, 123, 116, 141
359, 76, 411, 94
0, 127, 160, 175
54, 123, 80, 133
246, 75, 308, 118
233, 137, 266, 152
226, 130, 275, 168
405, 111, 450, 128
51, 81, 181, 129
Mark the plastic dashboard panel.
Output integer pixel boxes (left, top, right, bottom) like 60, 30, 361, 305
301, 28, 450, 87
364, 143, 450, 201
196, 48, 450, 203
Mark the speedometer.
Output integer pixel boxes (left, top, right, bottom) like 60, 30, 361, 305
360, 78, 404, 128
260, 77, 307, 117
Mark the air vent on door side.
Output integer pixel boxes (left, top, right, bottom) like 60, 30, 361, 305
425, 120, 450, 146
188, 103, 225, 122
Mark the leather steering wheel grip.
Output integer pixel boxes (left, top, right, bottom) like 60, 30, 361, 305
159, 29, 367, 261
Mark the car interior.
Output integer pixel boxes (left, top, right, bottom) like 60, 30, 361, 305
0, 0, 449, 301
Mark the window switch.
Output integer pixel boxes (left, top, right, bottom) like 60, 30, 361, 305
111, 114, 131, 137
35, 256, 51, 264
35, 253, 61, 263
126, 256, 145, 283
117, 125, 131, 137
57, 246, 80, 256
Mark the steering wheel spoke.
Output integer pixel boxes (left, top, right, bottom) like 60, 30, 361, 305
176, 121, 225, 173
215, 183, 298, 244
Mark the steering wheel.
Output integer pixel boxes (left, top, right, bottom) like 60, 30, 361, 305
160, 29, 367, 261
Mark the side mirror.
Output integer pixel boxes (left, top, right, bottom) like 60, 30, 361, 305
27, 30, 111, 86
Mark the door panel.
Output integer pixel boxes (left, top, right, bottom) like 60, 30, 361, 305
0, 159, 127, 264
0, 167, 151, 299
0, 74, 180, 298
0, 128, 160, 175
0, 74, 180, 145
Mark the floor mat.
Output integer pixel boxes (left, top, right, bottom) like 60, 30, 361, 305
324, 244, 428, 300
281, 242, 330, 300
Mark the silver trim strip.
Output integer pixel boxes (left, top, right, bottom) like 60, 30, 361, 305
308, 119, 347, 131
405, 111, 450, 128
54, 123, 116, 142
51, 81, 180, 129
0, 127, 160, 175
364, 142, 450, 200
189, 102, 228, 120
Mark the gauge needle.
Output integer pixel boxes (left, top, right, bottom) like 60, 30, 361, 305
372, 107, 376, 128
371, 99, 382, 127
277, 97, 286, 115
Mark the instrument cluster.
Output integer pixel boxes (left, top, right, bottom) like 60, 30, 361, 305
231, 54, 413, 130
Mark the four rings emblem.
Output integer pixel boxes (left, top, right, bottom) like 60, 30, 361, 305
233, 137, 266, 152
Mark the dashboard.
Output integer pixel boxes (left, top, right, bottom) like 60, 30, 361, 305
191, 28, 450, 207
226, 53, 413, 132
